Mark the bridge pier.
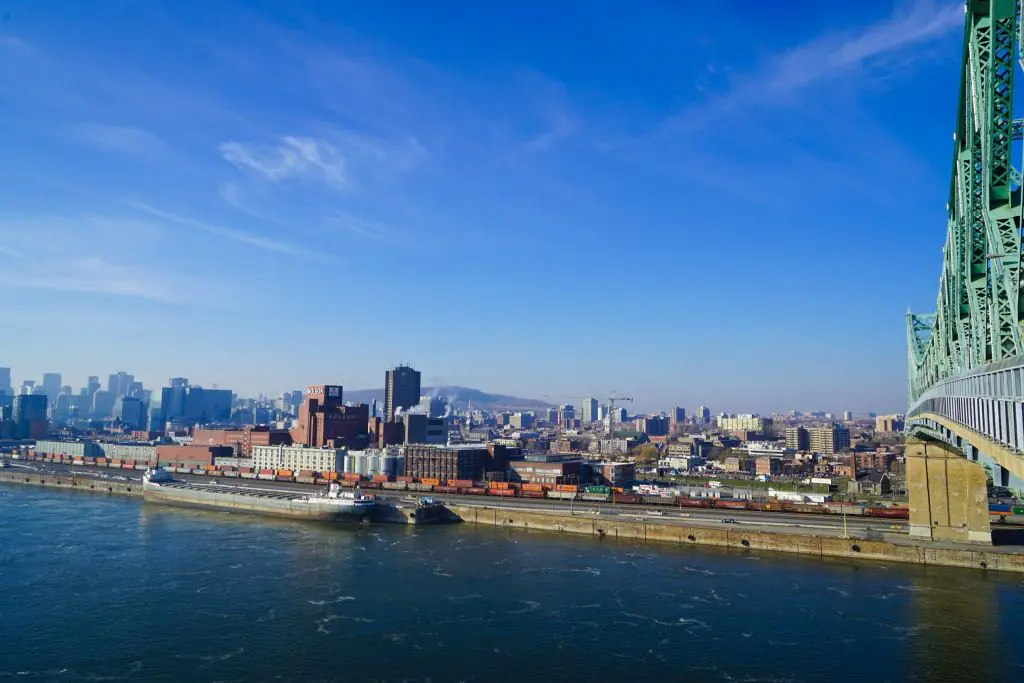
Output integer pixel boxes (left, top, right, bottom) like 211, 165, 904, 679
907, 439, 991, 545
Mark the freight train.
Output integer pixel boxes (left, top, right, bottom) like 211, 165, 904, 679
14, 450, 1024, 522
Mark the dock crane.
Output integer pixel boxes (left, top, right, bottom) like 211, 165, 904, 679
606, 394, 633, 437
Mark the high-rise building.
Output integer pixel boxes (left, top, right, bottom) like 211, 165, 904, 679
107, 371, 135, 398
115, 396, 147, 430
717, 414, 773, 436
875, 415, 905, 433
85, 376, 100, 399
671, 406, 686, 424
842, 410, 854, 421
384, 365, 421, 422
91, 390, 116, 418
293, 385, 369, 449
0, 366, 11, 396
808, 424, 851, 455
636, 415, 669, 437
13, 393, 48, 438
582, 397, 599, 423
785, 426, 810, 451
41, 373, 61, 402
697, 405, 711, 425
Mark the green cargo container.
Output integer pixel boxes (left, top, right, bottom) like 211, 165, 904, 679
1013, 506, 1024, 516
586, 486, 611, 495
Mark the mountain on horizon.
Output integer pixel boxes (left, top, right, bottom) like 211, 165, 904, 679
343, 385, 553, 411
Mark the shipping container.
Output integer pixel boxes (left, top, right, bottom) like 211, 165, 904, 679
257, 473, 275, 481
276, 469, 294, 478
646, 496, 679, 506
464, 487, 487, 495
420, 478, 442, 487
489, 482, 510, 490
83, 457, 96, 465
547, 490, 577, 500
296, 476, 316, 485
239, 467, 254, 474
489, 488, 516, 497
612, 493, 639, 504
359, 482, 382, 490
297, 470, 314, 478
382, 482, 407, 491
521, 490, 546, 498
397, 476, 413, 483
580, 492, 609, 502
275, 474, 294, 482
372, 474, 391, 483
865, 507, 910, 519
341, 480, 357, 488
321, 471, 338, 481
1013, 506, 1024, 516
435, 485, 460, 494
408, 483, 433, 492
585, 486, 611, 495
110, 459, 123, 467
679, 498, 711, 508
450, 479, 474, 488
715, 499, 747, 510
556, 484, 579, 493
343, 473, 362, 481
240, 472, 258, 479
521, 483, 545, 492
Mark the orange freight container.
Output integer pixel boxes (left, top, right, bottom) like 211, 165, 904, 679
421, 478, 441, 487
372, 474, 390, 483
96, 457, 108, 464
259, 468, 274, 475
276, 469, 294, 478
343, 472, 362, 481
556, 484, 579, 493
522, 483, 544, 492
239, 467, 253, 474
205, 465, 218, 471
450, 479, 474, 488
397, 476, 413, 483
322, 471, 338, 481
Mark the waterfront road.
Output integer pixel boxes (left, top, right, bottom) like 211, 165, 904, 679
6, 461, 911, 539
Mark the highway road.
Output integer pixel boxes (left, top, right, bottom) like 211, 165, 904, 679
6, 460, 907, 538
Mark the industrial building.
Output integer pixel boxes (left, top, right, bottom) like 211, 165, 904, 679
343, 448, 404, 478
292, 385, 369, 450
251, 444, 345, 474
508, 456, 584, 486
403, 443, 507, 482
192, 426, 292, 456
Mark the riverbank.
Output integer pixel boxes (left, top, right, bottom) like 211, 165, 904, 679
448, 504, 1024, 574
5, 470, 1024, 573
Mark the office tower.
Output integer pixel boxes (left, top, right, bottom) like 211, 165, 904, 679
384, 365, 421, 422
0, 366, 11, 395
86, 376, 100, 399
107, 371, 135, 398
842, 410, 853, 421
91, 390, 116, 418
671, 406, 686, 423
294, 384, 368, 449
41, 373, 61, 402
582, 397, 599, 423
115, 396, 147, 430
13, 393, 48, 438
697, 405, 711, 425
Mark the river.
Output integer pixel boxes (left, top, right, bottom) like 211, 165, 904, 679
2, 485, 1023, 682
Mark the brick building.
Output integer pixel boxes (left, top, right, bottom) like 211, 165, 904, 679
291, 385, 369, 450
404, 443, 507, 482
155, 444, 234, 468
192, 425, 292, 456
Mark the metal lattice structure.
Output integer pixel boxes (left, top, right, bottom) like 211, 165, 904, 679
908, 0, 1024, 407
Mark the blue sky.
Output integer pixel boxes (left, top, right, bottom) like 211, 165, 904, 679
0, 0, 966, 413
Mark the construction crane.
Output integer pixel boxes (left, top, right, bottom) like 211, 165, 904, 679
606, 394, 633, 438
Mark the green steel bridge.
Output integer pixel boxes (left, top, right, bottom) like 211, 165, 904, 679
906, 0, 1024, 543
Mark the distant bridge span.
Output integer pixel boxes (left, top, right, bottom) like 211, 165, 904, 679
906, 0, 1024, 543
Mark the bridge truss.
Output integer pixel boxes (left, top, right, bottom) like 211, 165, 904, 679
908, 0, 1024, 406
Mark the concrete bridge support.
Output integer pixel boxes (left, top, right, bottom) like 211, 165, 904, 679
907, 439, 991, 545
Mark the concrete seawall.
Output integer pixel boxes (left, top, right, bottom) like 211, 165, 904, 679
449, 504, 1024, 574
0, 470, 142, 496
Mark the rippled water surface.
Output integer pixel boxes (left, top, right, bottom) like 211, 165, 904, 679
2, 485, 1024, 682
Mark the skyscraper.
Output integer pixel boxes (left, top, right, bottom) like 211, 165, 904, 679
42, 373, 61, 402
0, 367, 11, 396
13, 394, 48, 438
671, 406, 686, 423
115, 396, 147, 430
582, 397, 599, 423
107, 371, 135, 398
86, 376, 100, 399
697, 405, 711, 425
384, 365, 421, 422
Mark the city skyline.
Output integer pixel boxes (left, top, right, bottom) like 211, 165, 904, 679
0, 1, 962, 413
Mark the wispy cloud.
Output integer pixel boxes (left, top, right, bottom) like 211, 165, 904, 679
667, 0, 963, 131
126, 200, 330, 261
66, 122, 165, 157
220, 136, 347, 188
0, 257, 176, 303
328, 211, 394, 241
